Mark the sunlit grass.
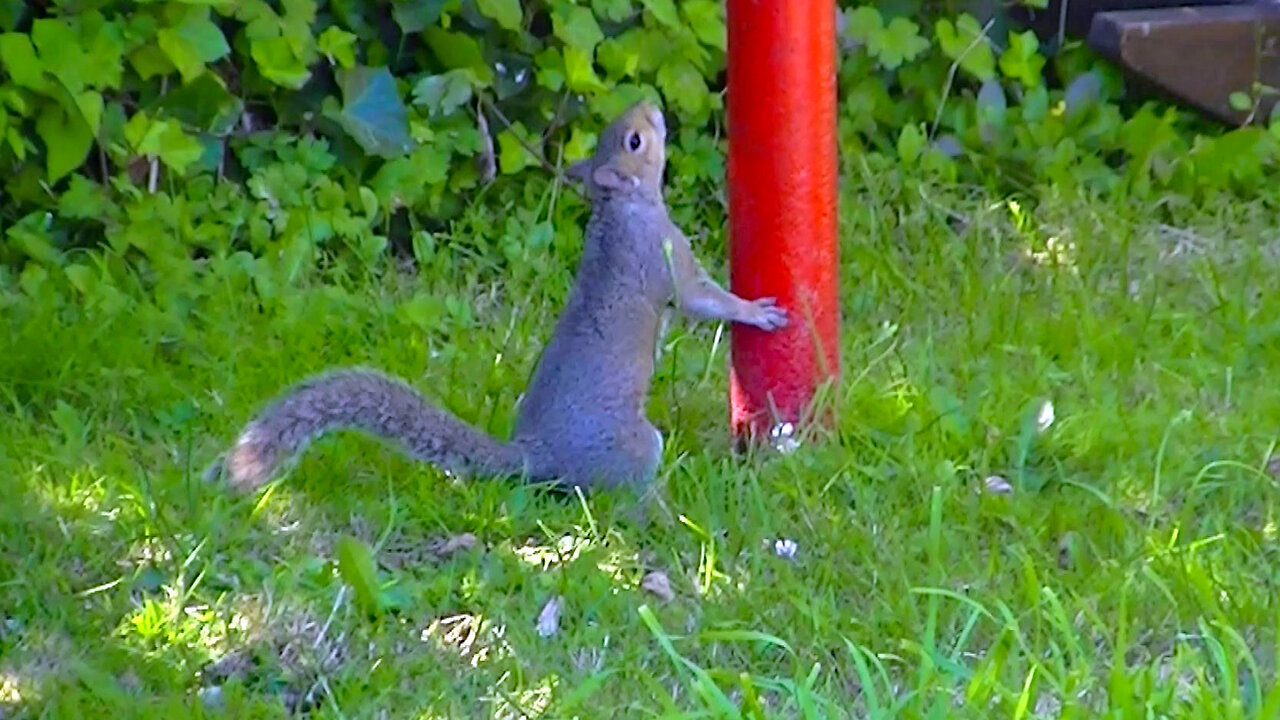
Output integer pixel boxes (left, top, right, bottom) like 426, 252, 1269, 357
2, 169, 1279, 717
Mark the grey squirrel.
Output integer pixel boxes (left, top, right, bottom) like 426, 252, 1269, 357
205, 101, 788, 492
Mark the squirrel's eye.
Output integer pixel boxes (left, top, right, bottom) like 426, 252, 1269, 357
627, 131, 643, 152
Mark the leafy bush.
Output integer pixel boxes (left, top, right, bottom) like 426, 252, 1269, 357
0, 0, 732, 273
1, 0, 1278, 288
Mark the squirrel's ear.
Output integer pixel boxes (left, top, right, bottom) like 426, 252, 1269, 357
566, 160, 592, 184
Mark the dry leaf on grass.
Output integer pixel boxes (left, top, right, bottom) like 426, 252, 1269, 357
1036, 400, 1055, 432
641, 571, 674, 602
436, 532, 477, 556
983, 475, 1013, 495
536, 596, 561, 638
382, 532, 479, 570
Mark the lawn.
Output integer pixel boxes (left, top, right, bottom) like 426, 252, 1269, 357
3, 162, 1279, 718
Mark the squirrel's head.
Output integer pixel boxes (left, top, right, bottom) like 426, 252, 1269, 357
567, 101, 666, 200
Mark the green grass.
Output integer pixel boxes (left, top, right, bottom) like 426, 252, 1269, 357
3, 165, 1280, 718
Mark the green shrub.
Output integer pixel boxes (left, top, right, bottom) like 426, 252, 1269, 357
1, 0, 1277, 285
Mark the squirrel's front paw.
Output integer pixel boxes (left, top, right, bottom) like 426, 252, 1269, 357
745, 297, 788, 331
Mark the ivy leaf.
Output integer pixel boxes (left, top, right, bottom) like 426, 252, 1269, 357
31, 19, 87, 93
476, 0, 522, 31
935, 14, 994, 81
0, 32, 49, 92
318, 26, 358, 68
897, 123, 924, 164
337, 65, 413, 158
1228, 91, 1252, 112
250, 35, 311, 89
157, 12, 230, 84
79, 11, 126, 90
157, 122, 203, 173
128, 44, 175, 81
552, 2, 604, 52
278, 0, 320, 66
868, 17, 929, 70
123, 113, 201, 174
370, 156, 425, 209
35, 101, 93, 182
124, 111, 167, 156
423, 27, 495, 85
412, 70, 474, 117
564, 127, 596, 162
7, 213, 61, 266
671, 129, 721, 180
154, 72, 243, 134
564, 46, 606, 93
392, 0, 448, 33
534, 48, 566, 91
58, 175, 111, 220
845, 6, 883, 44
999, 30, 1044, 88
638, 0, 679, 28
497, 122, 538, 175
593, 0, 633, 23
597, 38, 640, 79
590, 82, 660, 120
72, 90, 103, 137
657, 60, 707, 116
682, 0, 725, 51
610, 27, 668, 75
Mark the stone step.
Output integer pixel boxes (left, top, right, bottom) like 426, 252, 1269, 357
1086, 3, 1280, 124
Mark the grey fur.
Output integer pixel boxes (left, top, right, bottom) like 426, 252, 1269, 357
207, 101, 787, 493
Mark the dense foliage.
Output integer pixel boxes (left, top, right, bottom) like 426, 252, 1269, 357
5, 2, 1280, 716
1, 0, 1278, 292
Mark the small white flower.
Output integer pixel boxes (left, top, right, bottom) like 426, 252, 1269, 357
773, 538, 799, 559
769, 422, 800, 454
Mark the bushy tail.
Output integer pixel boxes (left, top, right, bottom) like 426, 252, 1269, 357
205, 368, 526, 491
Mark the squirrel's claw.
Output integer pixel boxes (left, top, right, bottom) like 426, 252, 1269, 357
746, 297, 788, 331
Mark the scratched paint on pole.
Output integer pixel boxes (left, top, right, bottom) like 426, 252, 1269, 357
726, 0, 840, 440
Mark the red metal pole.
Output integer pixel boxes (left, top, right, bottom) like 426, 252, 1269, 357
726, 0, 840, 441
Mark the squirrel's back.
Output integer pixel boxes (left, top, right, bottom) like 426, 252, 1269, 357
512, 199, 669, 458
